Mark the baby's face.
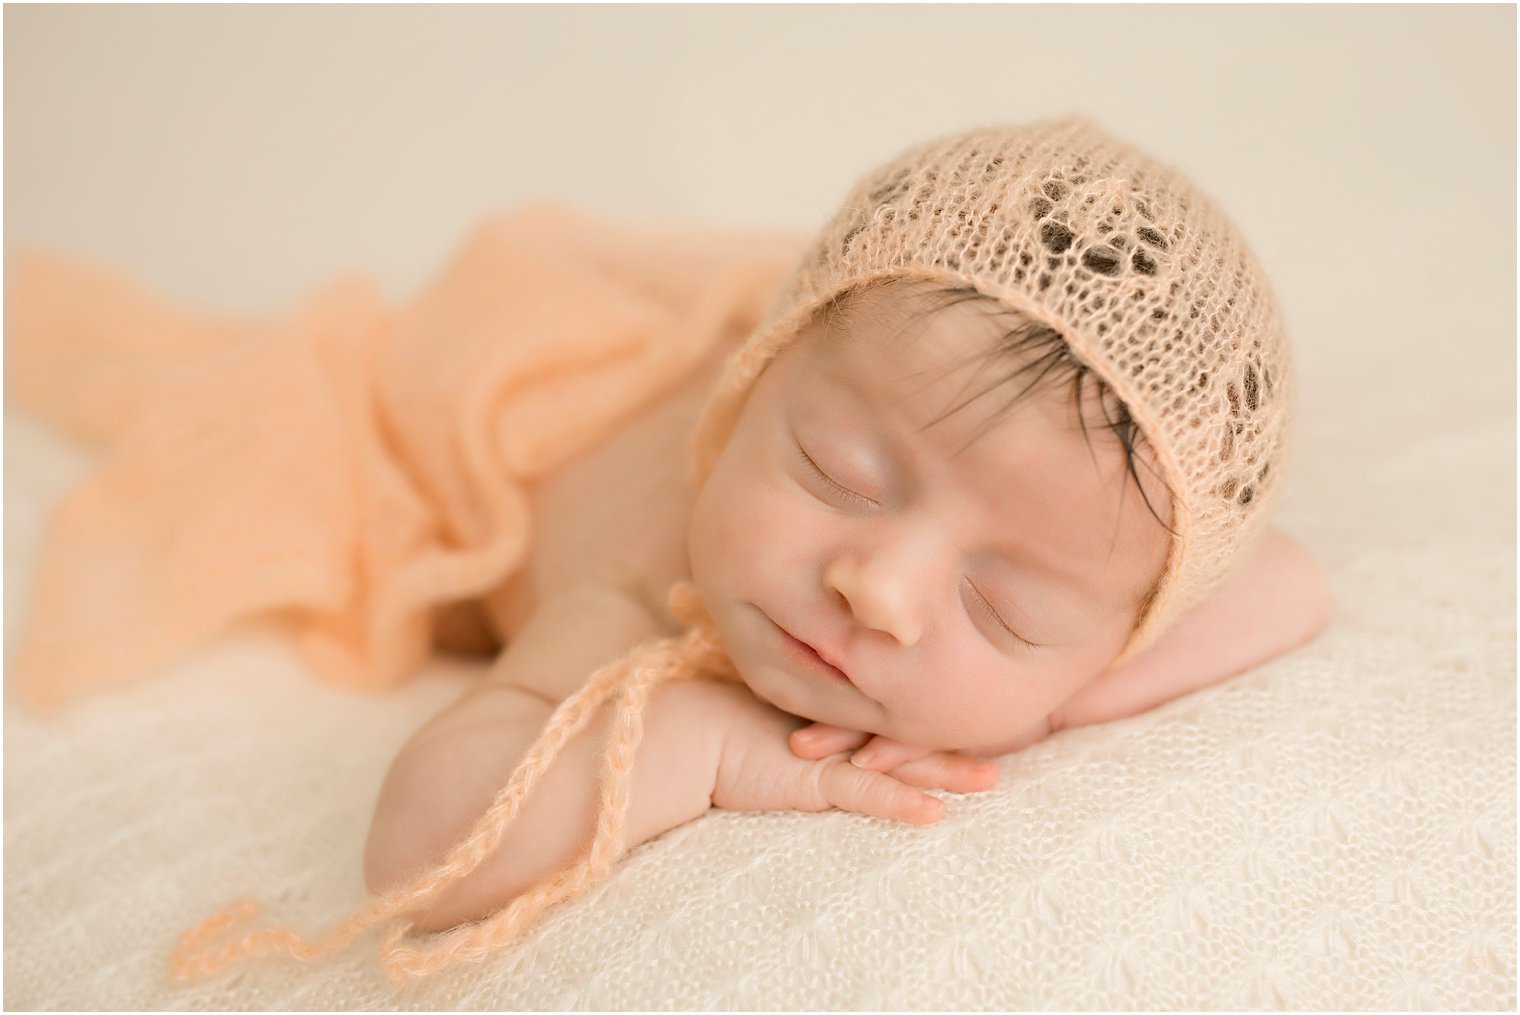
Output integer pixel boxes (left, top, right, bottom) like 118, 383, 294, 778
687, 281, 1172, 753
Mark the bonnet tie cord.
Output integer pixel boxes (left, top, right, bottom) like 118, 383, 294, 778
168, 580, 735, 986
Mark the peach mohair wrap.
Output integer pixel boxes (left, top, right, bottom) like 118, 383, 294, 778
163, 114, 1294, 982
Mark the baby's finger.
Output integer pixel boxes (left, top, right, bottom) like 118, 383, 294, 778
814, 759, 944, 825
889, 753, 1000, 794
789, 723, 870, 760
849, 735, 931, 772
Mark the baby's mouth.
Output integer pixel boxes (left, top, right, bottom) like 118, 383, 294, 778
761, 611, 855, 686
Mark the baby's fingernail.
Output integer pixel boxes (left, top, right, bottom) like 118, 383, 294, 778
850, 749, 878, 769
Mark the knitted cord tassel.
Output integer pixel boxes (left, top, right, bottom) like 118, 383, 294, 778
168, 581, 735, 986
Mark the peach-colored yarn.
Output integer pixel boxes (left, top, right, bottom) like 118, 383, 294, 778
168, 582, 735, 985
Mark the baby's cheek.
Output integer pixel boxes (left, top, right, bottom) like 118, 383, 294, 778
691, 467, 788, 588
731, 488, 817, 584
687, 484, 737, 595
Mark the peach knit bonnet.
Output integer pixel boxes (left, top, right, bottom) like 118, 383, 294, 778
690, 113, 1295, 667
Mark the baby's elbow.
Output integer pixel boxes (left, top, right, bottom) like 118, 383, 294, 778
1305, 565, 1334, 644
362, 794, 453, 934
360, 809, 421, 912
361, 753, 500, 934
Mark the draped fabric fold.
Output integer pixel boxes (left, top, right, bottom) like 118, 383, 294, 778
6, 202, 806, 712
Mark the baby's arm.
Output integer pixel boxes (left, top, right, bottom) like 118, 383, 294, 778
363, 584, 703, 931
364, 584, 987, 933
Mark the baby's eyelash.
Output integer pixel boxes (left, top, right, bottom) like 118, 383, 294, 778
794, 445, 875, 508
967, 579, 1040, 650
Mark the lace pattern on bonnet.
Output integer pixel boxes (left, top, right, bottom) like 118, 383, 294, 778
170, 113, 1293, 984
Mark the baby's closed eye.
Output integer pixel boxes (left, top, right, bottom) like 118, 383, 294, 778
793, 442, 877, 508
963, 578, 1040, 650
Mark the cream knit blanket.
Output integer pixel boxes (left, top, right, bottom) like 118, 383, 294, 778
4, 207, 1514, 1009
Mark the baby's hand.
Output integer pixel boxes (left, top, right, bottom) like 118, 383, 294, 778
705, 684, 966, 825
787, 723, 1000, 793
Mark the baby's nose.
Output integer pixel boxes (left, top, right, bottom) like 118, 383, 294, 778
823, 551, 930, 646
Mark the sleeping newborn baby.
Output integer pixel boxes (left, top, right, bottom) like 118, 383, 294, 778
688, 275, 1176, 759
345, 117, 1330, 974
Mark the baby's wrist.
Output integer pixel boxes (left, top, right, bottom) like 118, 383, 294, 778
640, 677, 735, 811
